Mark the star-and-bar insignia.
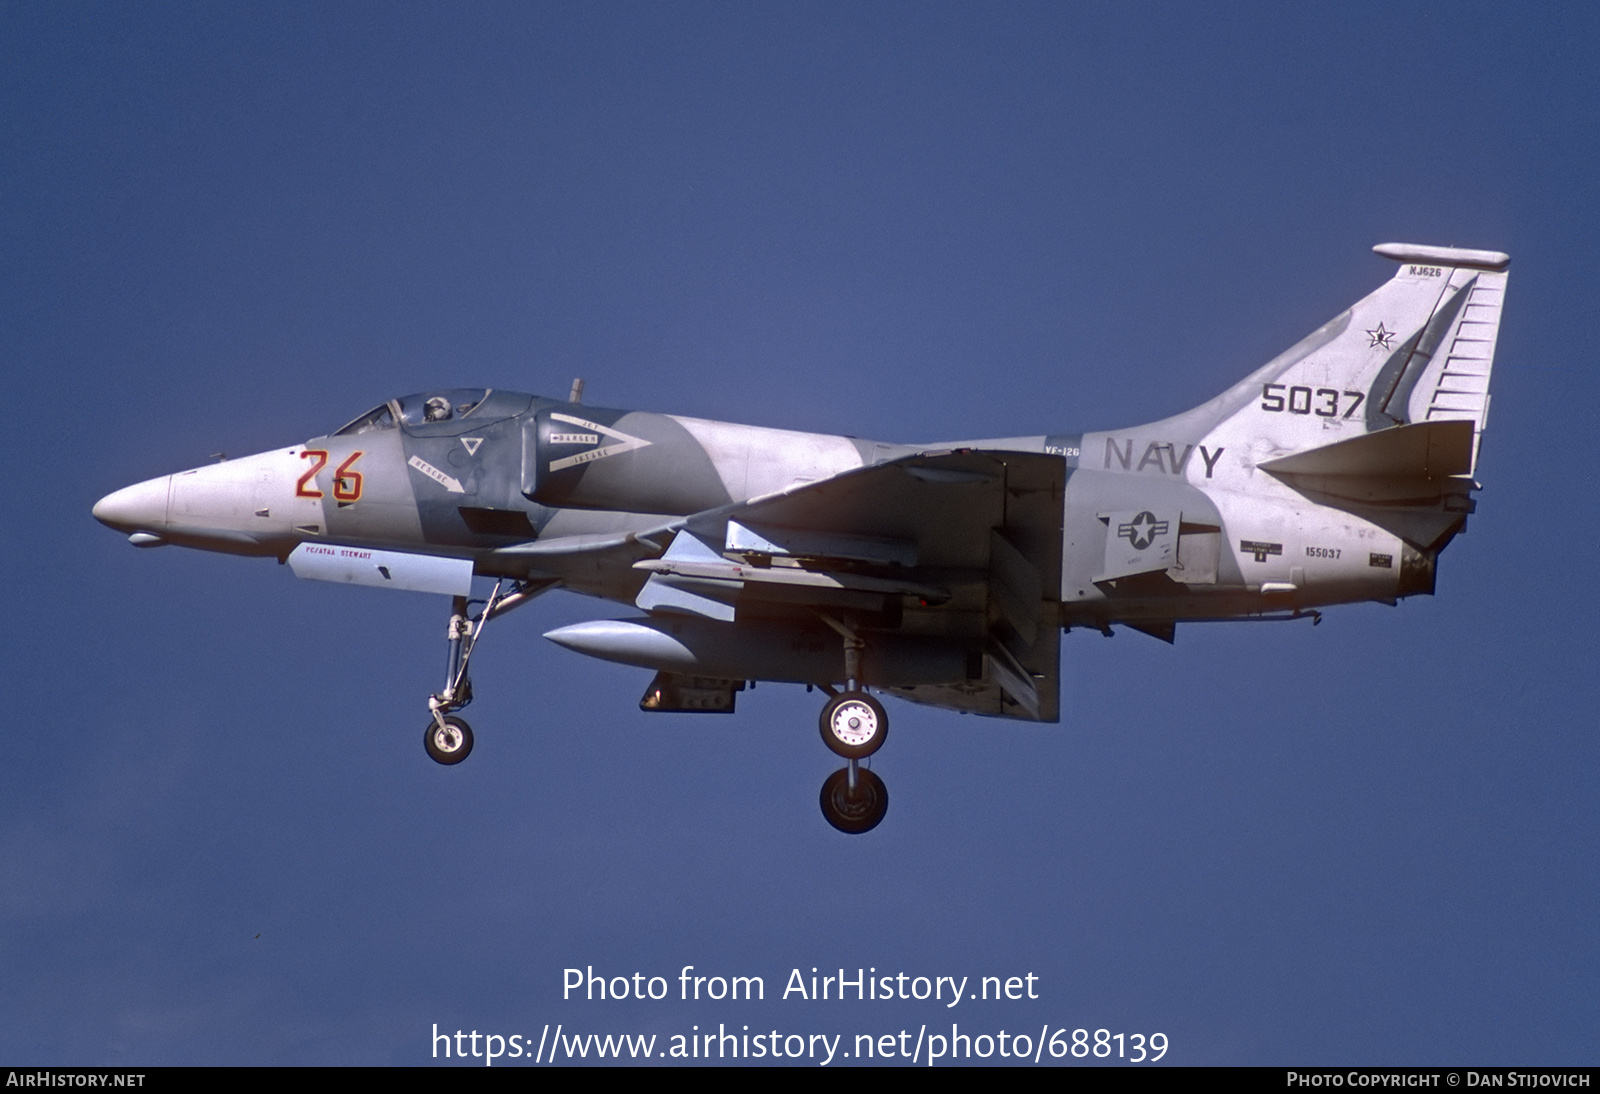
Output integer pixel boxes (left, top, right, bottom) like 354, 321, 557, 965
1366, 322, 1396, 350
1118, 511, 1170, 551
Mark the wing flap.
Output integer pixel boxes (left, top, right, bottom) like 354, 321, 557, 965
885, 624, 1059, 722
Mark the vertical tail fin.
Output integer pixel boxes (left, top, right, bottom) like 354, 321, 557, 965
1237, 244, 1510, 553
1136, 243, 1509, 479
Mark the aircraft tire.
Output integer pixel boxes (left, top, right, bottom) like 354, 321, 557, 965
819, 691, 887, 759
820, 767, 888, 834
424, 715, 474, 765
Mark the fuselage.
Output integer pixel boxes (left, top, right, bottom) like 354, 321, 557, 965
86, 243, 1507, 830
93, 385, 1430, 634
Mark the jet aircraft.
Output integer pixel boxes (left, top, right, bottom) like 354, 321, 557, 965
93, 243, 1510, 833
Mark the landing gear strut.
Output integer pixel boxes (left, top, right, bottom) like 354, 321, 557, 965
815, 613, 891, 833
422, 579, 550, 766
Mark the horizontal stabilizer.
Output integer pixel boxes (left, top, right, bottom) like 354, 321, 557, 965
1258, 419, 1474, 481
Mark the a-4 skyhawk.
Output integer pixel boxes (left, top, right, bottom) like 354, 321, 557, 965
94, 243, 1510, 833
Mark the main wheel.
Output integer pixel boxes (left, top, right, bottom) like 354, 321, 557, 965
820, 767, 889, 834
424, 715, 474, 765
819, 691, 888, 759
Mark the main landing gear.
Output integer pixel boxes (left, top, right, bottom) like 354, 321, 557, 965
422, 579, 549, 766
820, 765, 888, 834
814, 614, 890, 834
820, 691, 887, 760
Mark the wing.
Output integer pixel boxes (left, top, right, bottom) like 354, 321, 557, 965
636, 449, 1065, 722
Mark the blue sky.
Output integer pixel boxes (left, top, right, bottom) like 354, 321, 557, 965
4, 1, 1596, 1065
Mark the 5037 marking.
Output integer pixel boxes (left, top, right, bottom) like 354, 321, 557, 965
1305, 546, 1341, 559
1261, 383, 1366, 419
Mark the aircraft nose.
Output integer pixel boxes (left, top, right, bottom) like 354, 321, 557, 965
93, 475, 171, 534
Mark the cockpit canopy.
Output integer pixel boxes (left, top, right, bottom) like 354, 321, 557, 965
333, 388, 495, 436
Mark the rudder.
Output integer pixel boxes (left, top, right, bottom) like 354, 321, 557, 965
1369, 243, 1509, 476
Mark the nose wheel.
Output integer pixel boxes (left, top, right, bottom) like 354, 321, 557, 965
424, 715, 474, 765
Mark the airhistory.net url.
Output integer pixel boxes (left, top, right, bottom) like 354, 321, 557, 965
431, 1023, 1169, 1065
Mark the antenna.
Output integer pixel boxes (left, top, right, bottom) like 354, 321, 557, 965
569, 377, 585, 403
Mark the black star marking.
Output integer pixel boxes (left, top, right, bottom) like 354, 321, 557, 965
1366, 322, 1395, 350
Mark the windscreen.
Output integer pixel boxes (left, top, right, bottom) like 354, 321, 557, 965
332, 403, 397, 436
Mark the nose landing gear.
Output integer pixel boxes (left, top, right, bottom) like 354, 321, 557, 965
422, 579, 552, 766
